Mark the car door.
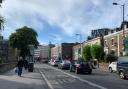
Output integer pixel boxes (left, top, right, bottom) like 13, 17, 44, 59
112, 62, 117, 71
123, 62, 128, 76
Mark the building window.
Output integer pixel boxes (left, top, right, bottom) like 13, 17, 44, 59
110, 49, 115, 55
111, 39, 114, 46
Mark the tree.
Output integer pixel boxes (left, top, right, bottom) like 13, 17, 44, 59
82, 45, 92, 61
0, 0, 4, 31
91, 44, 104, 61
9, 26, 39, 58
104, 50, 118, 63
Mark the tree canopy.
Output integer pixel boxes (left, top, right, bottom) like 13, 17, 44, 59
9, 26, 39, 57
91, 44, 104, 61
82, 45, 92, 61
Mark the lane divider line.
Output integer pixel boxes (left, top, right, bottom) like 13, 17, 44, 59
45, 64, 107, 89
38, 68, 54, 89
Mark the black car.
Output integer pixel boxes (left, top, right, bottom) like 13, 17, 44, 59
70, 60, 92, 74
117, 57, 128, 79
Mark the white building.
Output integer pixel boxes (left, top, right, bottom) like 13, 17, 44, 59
39, 45, 50, 59
34, 49, 40, 58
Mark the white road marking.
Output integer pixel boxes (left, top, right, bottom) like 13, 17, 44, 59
46, 64, 108, 89
38, 69, 54, 89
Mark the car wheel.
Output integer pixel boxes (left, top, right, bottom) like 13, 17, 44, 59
75, 68, 79, 74
60, 66, 63, 70
58, 66, 60, 69
88, 70, 92, 74
119, 71, 126, 79
70, 67, 73, 72
109, 67, 113, 73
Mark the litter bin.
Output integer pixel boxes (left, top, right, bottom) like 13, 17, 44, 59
28, 62, 34, 72
26, 55, 34, 72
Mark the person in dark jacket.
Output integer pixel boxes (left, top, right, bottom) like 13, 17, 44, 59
24, 59, 28, 70
17, 57, 24, 77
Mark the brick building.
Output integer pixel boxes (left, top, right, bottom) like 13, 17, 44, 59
51, 43, 78, 60
84, 21, 128, 57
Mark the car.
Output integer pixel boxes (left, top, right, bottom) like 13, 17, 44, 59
50, 59, 60, 66
58, 60, 71, 69
108, 62, 117, 73
70, 60, 92, 74
117, 57, 128, 79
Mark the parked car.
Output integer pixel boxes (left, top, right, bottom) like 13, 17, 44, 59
50, 59, 60, 66
108, 62, 117, 73
58, 60, 71, 69
117, 57, 128, 79
70, 60, 92, 74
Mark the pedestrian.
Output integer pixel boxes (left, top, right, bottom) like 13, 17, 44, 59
17, 57, 24, 77
24, 58, 28, 70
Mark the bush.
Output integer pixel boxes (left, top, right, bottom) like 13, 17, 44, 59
104, 54, 118, 63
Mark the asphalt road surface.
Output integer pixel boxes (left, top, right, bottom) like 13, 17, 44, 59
37, 63, 128, 89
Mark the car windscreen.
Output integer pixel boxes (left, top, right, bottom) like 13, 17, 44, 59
118, 57, 128, 64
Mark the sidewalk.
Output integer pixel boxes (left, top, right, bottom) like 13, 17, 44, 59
0, 67, 48, 89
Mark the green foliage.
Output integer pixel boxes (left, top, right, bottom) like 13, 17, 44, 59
104, 54, 118, 63
91, 44, 104, 61
0, 16, 4, 31
9, 26, 39, 57
82, 45, 92, 61
104, 50, 118, 62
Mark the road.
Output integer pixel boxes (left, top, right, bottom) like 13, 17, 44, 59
0, 63, 128, 89
37, 63, 128, 89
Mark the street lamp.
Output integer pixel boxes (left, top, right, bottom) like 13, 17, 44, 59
113, 2, 126, 55
76, 34, 82, 57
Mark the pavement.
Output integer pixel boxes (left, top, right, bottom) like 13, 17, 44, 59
0, 67, 48, 89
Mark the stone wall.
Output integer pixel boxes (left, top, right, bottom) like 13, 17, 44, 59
0, 62, 17, 73
99, 62, 110, 71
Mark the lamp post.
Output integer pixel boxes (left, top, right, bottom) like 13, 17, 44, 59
76, 34, 82, 57
113, 2, 126, 55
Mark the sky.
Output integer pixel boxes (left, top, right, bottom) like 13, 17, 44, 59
0, 0, 128, 45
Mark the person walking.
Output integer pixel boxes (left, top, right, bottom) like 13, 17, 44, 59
24, 58, 28, 70
17, 57, 24, 77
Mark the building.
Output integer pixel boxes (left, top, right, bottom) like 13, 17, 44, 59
85, 21, 128, 57
72, 44, 81, 60
34, 49, 40, 58
39, 45, 50, 59
104, 25, 128, 56
83, 37, 101, 46
51, 43, 78, 60
34, 43, 55, 60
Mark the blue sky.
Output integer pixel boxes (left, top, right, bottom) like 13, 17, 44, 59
0, 0, 128, 45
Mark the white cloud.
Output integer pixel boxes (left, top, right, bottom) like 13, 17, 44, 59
0, 0, 126, 40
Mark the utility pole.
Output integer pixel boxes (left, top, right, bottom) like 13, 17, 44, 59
113, 2, 126, 55
76, 34, 82, 57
